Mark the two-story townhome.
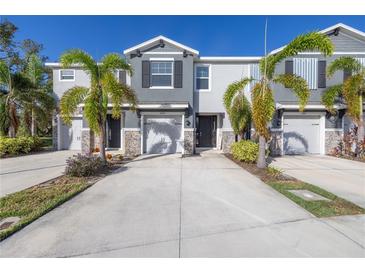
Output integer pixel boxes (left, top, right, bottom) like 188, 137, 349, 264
47, 23, 365, 157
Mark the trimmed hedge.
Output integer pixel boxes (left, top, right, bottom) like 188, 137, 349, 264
0, 136, 42, 157
231, 140, 259, 163
65, 154, 105, 177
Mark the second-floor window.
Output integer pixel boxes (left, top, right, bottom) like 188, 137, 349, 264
60, 69, 75, 81
293, 58, 318, 90
151, 61, 173, 87
195, 65, 210, 91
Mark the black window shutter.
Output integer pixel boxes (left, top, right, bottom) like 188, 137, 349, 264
318, 60, 326, 88
174, 61, 183, 88
285, 60, 293, 75
118, 70, 127, 85
343, 69, 352, 82
284, 60, 293, 87
142, 61, 150, 88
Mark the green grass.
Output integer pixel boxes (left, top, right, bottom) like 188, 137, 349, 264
0, 177, 90, 241
268, 180, 365, 217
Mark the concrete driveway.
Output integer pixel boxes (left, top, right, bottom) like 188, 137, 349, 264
0, 150, 78, 197
0, 152, 364, 257
271, 155, 365, 208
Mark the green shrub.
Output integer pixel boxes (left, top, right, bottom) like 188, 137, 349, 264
231, 140, 259, 163
65, 154, 105, 177
0, 136, 42, 157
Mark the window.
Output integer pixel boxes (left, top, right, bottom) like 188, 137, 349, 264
195, 65, 210, 91
293, 58, 318, 90
60, 69, 75, 81
151, 61, 173, 87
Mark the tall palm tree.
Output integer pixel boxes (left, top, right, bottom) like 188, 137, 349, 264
0, 60, 33, 137
59, 49, 137, 162
225, 30, 333, 168
23, 53, 55, 136
223, 78, 252, 139
322, 57, 365, 142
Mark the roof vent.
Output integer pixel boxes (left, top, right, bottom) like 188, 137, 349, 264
136, 49, 142, 57
159, 39, 165, 48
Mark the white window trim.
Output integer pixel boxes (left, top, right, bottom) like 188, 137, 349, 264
149, 58, 174, 89
194, 64, 211, 92
59, 69, 75, 82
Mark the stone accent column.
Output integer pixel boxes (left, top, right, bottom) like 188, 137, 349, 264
52, 114, 58, 151
222, 130, 235, 153
325, 130, 342, 154
124, 129, 141, 156
81, 128, 94, 155
269, 131, 283, 156
183, 129, 195, 155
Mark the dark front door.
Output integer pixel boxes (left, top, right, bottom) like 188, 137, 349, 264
197, 115, 217, 147
107, 115, 121, 148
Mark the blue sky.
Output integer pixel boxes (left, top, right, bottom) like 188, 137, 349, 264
3, 16, 365, 61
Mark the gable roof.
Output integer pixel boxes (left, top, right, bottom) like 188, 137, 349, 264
123, 35, 199, 55
269, 23, 365, 55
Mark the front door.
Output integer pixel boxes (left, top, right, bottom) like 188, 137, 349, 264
197, 115, 217, 147
107, 115, 121, 148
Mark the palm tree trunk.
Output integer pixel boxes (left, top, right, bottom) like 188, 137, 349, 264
99, 121, 107, 163
31, 107, 36, 136
8, 125, 16, 138
257, 135, 267, 168
358, 95, 364, 142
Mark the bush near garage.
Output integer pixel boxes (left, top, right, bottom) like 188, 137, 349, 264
231, 140, 259, 163
65, 154, 105, 177
0, 136, 42, 157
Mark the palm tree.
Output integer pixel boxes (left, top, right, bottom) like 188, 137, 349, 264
23, 53, 55, 136
0, 60, 33, 137
223, 78, 252, 139
322, 57, 365, 142
225, 28, 334, 168
59, 49, 137, 162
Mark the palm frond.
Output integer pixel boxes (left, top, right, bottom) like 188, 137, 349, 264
100, 53, 133, 76
83, 85, 101, 133
321, 84, 343, 114
251, 83, 275, 140
229, 94, 251, 135
343, 74, 363, 122
60, 49, 98, 76
60, 86, 89, 125
274, 74, 310, 111
223, 77, 252, 110
0, 60, 10, 86
327, 57, 363, 77
25, 54, 44, 85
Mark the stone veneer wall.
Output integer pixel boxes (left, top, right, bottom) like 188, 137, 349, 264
222, 130, 235, 153
325, 130, 342, 154
124, 130, 141, 156
81, 128, 94, 155
183, 129, 195, 155
270, 131, 283, 156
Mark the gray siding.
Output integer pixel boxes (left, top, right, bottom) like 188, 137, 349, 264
194, 62, 251, 128
52, 68, 91, 102
331, 32, 365, 52
126, 41, 194, 128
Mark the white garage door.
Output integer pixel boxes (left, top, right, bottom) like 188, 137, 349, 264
143, 115, 182, 154
60, 117, 82, 150
283, 115, 320, 155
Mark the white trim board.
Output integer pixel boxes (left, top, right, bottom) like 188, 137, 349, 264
123, 35, 199, 55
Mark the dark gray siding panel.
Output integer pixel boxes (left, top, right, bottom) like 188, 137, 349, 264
330, 33, 365, 52
142, 61, 150, 88
119, 70, 127, 84
318, 60, 326, 88
285, 60, 293, 75
174, 60, 183, 88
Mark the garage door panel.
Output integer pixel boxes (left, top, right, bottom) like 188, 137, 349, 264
144, 116, 182, 154
283, 116, 320, 155
60, 118, 82, 150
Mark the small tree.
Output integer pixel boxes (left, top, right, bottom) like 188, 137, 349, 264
322, 57, 365, 142
59, 49, 137, 162
223, 78, 252, 139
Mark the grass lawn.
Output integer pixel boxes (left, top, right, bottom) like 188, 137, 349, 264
226, 154, 365, 218
0, 176, 91, 241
